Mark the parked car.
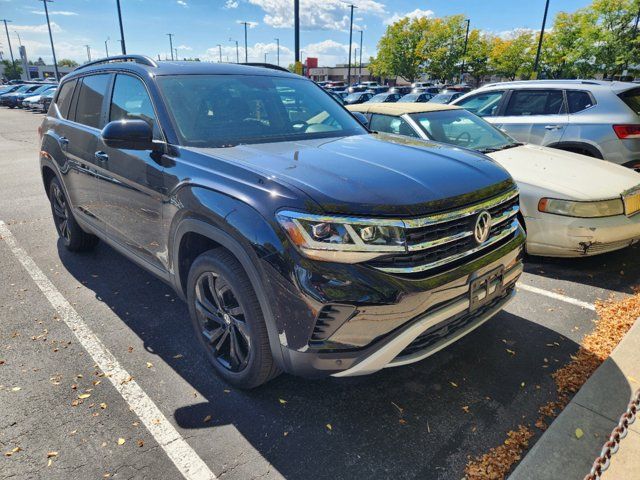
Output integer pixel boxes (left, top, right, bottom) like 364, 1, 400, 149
2, 84, 54, 108
397, 92, 434, 103
328, 91, 345, 104
411, 82, 434, 89
22, 94, 42, 110
347, 102, 640, 257
389, 86, 412, 95
36, 88, 56, 112
412, 86, 441, 95
343, 91, 373, 104
0, 84, 23, 96
0, 84, 40, 106
366, 92, 401, 103
429, 91, 464, 104
453, 80, 640, 170
40, 55, 524, 387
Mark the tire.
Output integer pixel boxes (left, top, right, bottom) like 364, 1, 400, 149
186, 248, 280, 388
48, 176, 99, 252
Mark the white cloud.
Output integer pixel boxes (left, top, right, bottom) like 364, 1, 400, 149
30, 10, 78, 16
224, 0, 239, 8
249, 0, 385, 31
177, 0, 188, 6
12, 22, 63, 34
176, 44, 192, 51
384, 8, 434, 26
495, 28, 536, 40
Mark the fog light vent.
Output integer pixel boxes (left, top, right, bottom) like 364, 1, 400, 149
310, 305, 357, 343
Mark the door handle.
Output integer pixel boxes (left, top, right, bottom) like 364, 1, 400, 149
544, 125, 563, 130
59, 136, 69, 149
94, 151, 109, 164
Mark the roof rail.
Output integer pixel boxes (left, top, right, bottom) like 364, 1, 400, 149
241, 62, 290, 73
74, 55, 158, 72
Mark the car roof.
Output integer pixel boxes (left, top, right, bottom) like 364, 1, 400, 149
64, 55, 298, 82
477, 79, 638, 93
346, 102, 460, 115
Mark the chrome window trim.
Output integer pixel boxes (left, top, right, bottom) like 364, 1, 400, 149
374, 219, 520, 274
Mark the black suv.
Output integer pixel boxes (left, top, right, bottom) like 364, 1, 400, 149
40, 56, 525, 388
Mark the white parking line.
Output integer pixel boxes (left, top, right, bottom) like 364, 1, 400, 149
517, 283, 596, 311
0, 221, 216, 480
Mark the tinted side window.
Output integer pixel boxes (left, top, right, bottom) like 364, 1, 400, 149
54, 79, 76, 119
110, 74, 159, 138
566, 90, 594, 113
455, 91, 504, 117
369, 114, 420, 138
505, 89, 565, 116
74, 74, 110, 128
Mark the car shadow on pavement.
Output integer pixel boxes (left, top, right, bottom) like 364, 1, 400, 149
524, 243, 640, 294
56, 240, 632, 480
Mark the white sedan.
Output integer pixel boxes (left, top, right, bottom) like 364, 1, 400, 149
347, 103, 640, 257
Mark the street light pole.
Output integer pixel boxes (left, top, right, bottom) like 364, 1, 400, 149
39, 0, 60, 80
105, 37, 109, 57
167, 33, 175, 60
358, 29, 363, 82
240, 22, 250, 63
275, 37, 280, 66
116, 0, 126, 54
264, 52, 267, 63
346, 4, 356, 86
533, 0, 550, 77
84, 44, 92, 62
229, 39, 239, 63
294, 0, 300, 64
1, 20, 14, 65
216, 44, 222, 62
460, 19, 470, 83
14, 31, 22, 47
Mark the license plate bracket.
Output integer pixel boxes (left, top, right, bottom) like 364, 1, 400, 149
470, 266, 505, 312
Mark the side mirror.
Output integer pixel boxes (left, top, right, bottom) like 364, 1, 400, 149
101, 119, 154, 150
351, 111, 368, 128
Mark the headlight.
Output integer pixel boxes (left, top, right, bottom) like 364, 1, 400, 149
538, 198, 624, 218
276, 210, 405, 263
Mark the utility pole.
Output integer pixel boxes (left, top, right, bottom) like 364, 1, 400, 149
274, 37, 280, 66
1, 20, 14, 65
230, 39, 239, 63
239, 22, 250, 62
105, 37, 109, 57
533, 0, 550, 77
84, 44, 92, 62
14, 31, 22, 47
216, 44, 222, 62
294, 0, 300, 71
38, 0, 60, 80
167, 33, 175, 60
116, 0, 126, 54
174, 48, 178, 61
358, 29, 363, 82
460, 19, 470, 83
264, 52, 267, 63
346, 4, 356, 86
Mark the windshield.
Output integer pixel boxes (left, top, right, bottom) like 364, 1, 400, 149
157, 74, 366, 147
368, 93, 389, 102
398, 94, 418, 102
410, 109, 518, 152
429, 93, 455, 104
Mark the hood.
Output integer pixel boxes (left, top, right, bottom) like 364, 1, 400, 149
489, 144, 640, 200
193, 134, 514, 217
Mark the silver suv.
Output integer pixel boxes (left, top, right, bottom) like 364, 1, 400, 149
453, 80, 640, 169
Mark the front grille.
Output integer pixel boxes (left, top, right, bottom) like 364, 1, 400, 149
369, 190, 520, 276
397, 285, 514, 358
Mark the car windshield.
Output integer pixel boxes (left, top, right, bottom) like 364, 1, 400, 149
410, 109, 519, 152
429, 93, 454, 104
398, 94, 419, 102
368, 93, 390, 102
157, 74, 366, 147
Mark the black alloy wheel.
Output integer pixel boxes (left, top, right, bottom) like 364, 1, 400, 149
194, 271, 252, 372
50, 181, 71, 242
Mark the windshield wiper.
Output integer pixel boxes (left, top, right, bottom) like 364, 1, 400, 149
479, 142, 523, 153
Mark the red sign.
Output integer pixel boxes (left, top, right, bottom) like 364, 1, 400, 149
306, 57, 318, 69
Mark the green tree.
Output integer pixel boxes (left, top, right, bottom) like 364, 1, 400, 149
369, 17, 424, 82
57, 58, 79, 67
417, 15, 467, 82
1, 60, 23, 80
489, 30, 535, 80
463, 30, 494, 86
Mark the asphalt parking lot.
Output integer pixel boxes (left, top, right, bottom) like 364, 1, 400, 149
1, 107, 639, 480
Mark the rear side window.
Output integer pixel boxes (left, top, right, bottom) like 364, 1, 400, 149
455, 91, 504, 117
74, 74, 110, 129
566, 90, 594, 113
54, 80, 76, 119
369, 114, 420, 138
505, 90, 565, 116
618, 88, 640, 115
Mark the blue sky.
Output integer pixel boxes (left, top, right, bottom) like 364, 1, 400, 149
0, 0, 592, 67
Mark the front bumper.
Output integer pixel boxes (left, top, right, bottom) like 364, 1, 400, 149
273, 227, 525, 377
525, 212, 640, 257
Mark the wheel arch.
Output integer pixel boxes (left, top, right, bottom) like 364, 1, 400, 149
546, 141, 603, 159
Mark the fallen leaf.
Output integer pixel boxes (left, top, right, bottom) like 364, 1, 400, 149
203, 415, 212, 423
100, 403, 107, 410
278, 398, 287, 405
520, 382, 525, 388
326, 424, 332, 431
137, 440, 144, 448
283, 431, 289, 436
11, 387, 21, 392
47, 451, 58, 458
172, 354, 183, 359
78, 393, 91, 399
506, 349, 516, 355
575, 428, 584, 439
449, 381, 458, 388
223, 389, 231, 394
462, 405, 470, 413
117, 438, 126, 446
146, 362, 153, 369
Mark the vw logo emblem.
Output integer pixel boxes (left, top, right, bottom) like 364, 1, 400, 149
474, 211, 492, 244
